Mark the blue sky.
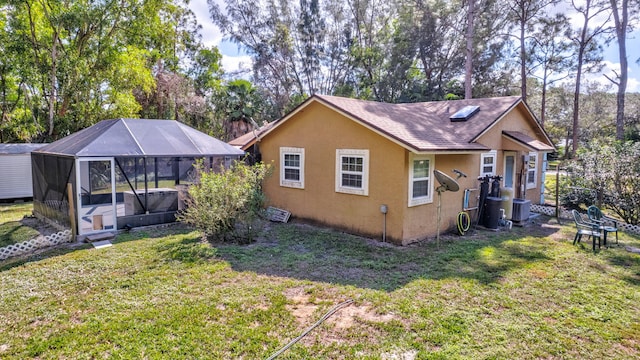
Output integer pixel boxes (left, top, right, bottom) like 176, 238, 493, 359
190, 0, 640, 92
599, 34, 640, 91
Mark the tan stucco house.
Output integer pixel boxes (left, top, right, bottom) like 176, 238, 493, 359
234, 95, 555, 245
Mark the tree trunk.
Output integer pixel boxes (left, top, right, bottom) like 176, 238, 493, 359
572, 52, 583, 158
564, 129, 571, 159
465, 0, 475, 99
540, 67, 548, 126
571, 2, 591, 158
520, 17, 527, 103
48, 31, 58, 137
610, 0, 628, 140
615, 50, 627, 140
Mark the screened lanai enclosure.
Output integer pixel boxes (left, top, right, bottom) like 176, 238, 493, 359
32, 119, 244, 237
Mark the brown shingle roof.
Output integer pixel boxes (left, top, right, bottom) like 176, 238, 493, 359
502, 131, 555, 151
228, 123, 274, 150
258, 94, 554, 153
312, 95, 522, 152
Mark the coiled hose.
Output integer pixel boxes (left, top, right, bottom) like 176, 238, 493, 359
457, 211, 471, 235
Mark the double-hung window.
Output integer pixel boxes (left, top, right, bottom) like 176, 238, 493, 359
280, 147, 304, 189
526, 152, 537, 189
480, 150, 497, 177
335, 149, 369, 196
408, 154, 434, 206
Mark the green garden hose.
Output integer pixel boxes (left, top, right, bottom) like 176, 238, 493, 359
266, 299, 354, 359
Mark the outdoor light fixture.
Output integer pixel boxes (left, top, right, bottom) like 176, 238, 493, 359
380, 204, 388, 242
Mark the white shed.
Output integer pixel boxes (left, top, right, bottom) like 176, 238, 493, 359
0, 144, 46, 200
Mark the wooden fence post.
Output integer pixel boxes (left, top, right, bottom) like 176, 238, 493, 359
67, 183, 77, 242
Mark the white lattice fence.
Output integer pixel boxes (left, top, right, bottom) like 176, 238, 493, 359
0, 230, 73, 261
531, 204, 570, 218
530, 204, 640, 235
617, 222, 640, 235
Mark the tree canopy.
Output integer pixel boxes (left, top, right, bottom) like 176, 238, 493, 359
0, 0, 639, 153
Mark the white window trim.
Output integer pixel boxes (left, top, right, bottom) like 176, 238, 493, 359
335, 149, 369, 196
480, 150, 497, 177
408, 154, 434, 207
280, 147, 304, 189
526, 151, 538, 189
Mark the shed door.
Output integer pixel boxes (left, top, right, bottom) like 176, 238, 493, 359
76, 158, 117, 235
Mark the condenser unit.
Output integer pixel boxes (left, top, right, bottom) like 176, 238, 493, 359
511, 199, 531, 222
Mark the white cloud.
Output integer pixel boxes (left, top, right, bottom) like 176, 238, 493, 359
628, 78, 640, 92
545, 2, 640, 93
191, 0, 639, 91
551, 0, 614, 29
221, 55, 253, 75
190, 0, 224, 48
190, 0, 255, 74
583, 60, 640, 92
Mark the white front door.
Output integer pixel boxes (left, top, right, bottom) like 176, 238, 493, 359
76, 158, 117, 235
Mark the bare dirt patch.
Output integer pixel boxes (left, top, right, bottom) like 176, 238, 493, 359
283, 286, 320, 324
284, 286, 398, 332
327, 303, 396, 330
19, 215, 60, 237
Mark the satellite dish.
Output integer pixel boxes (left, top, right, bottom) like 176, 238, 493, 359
434, 170, 460, 192
433, 169, 462, 247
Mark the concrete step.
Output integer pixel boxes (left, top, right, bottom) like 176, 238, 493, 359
85, 232, 116, 243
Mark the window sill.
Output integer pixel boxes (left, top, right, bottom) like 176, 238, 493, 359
280, 181, 304, 189
336, 187, 368, 196
408, 197, 433, 207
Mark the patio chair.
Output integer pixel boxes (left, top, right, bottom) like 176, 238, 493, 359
587, 205, 618, 246
572, 210, 602, 251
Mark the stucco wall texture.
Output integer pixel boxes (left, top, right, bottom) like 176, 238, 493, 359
259, 101, 546, 245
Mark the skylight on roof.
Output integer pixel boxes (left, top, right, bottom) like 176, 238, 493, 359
450, 105, 480, 122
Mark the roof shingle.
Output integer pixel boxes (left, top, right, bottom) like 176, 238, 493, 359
502, 131, 555, 152
301, 95, 530, 152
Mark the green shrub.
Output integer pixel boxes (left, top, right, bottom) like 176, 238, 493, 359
176, 161, 272, 243
559, 187, 596, 211
563, 140, 640, 224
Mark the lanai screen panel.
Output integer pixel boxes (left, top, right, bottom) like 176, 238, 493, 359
124, 120, 244, 156
30, 119, 245, 230
31, 153, 75, 227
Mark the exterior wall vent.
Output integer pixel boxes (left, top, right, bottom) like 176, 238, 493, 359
450, 105, 480, 122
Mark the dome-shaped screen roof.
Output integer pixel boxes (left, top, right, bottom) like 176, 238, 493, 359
35, 119, 245, 158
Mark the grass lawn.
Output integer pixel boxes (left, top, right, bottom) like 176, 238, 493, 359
0, 202, 40, 247
1, 205, 639, 359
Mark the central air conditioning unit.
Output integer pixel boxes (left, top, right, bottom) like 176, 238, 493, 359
511, 198, 531, 222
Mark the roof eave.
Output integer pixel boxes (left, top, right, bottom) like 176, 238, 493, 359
256, 96, 318, 141
470, 97, 521, 143
517, 101, 556, 151
333, 97, 530, 153
502, 132, 555, 152
472, 98, 555, 151
257, 95, 426, 153
411, 149, 489, 155
260, 95, 540, 155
